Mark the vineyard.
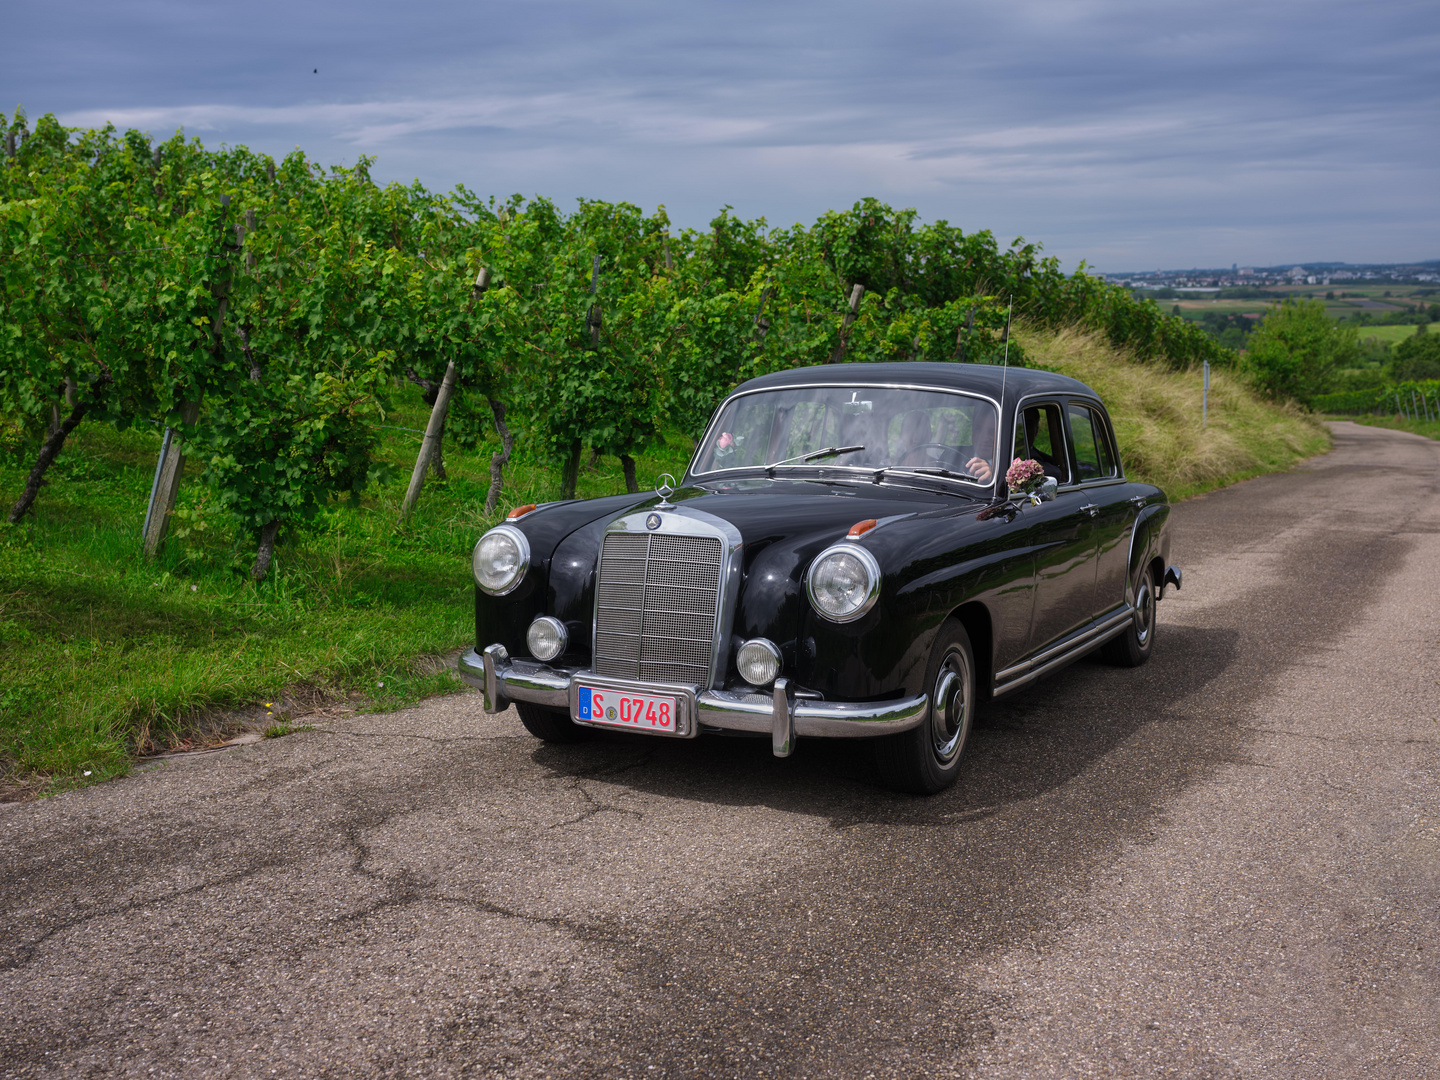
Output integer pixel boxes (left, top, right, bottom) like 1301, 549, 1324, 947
1312, 381, 1440, 421
1, 110, 1236, 578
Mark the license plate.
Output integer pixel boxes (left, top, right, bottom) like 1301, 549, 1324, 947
574, 684, 678, 733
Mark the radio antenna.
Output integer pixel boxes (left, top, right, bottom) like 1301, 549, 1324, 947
999, 295, 1013, 488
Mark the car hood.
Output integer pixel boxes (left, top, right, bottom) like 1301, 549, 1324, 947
659, 476, 970, 553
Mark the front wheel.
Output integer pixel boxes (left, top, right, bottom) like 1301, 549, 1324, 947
516, 700, 593, 744
1101, 563, 1156, 668
874, 620, 976, 795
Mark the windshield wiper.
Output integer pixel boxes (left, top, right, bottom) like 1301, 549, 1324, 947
764, 445, 865, 476
880, 465, 982, 482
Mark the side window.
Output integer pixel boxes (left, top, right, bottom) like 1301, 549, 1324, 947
1014, 402, 1070, 485
1066, 404, 1118, 481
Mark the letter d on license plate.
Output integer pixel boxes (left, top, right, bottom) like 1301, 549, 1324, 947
575, 684, 678, 733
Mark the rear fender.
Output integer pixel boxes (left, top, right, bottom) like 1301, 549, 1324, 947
1126, 503, 1170, 605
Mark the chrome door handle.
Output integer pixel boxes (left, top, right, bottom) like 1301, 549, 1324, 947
1080, 503, 1099, 518
1128, 495, 1147, 508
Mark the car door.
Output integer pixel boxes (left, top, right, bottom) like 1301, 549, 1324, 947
1065, 400, 1135, 614
1019, 400, 1101, 655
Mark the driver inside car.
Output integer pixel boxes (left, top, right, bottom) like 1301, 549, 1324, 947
964, 408, 996, 482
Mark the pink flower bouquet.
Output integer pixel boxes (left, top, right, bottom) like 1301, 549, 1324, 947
1005, 457, 1046, 493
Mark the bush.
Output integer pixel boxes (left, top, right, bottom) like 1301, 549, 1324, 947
1243, 299, 1359, 402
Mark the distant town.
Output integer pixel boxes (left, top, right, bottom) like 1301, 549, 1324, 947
1103, 261, 1440, 290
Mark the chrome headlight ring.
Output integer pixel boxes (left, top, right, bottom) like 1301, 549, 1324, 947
472, 524, 531, 595
805, 542, 882, 623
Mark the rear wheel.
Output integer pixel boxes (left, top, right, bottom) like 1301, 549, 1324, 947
1101, 563, 1156, 668
515, 700, 593, 744
874, 620, 976, 795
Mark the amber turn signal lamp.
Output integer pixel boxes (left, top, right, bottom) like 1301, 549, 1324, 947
847, 518, 877, 538
507, 504, 538, 520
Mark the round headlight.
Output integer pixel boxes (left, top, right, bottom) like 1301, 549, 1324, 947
472, 525, 530, 595
736, 638, 782, 687
806, 543, 881, 623
526, 616, 567, 662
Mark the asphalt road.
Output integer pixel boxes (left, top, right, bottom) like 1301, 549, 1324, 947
3, 421, 1437, 1079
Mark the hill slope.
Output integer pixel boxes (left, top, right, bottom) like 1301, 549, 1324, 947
1016, 324, 1330, 500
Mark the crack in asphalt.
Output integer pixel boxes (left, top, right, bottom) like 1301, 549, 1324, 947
549, 781, 645, 829
0, 859, 286, 974
310, 727, 526, 744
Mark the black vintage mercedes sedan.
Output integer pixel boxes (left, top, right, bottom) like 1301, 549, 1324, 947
458, 363, 1180, 794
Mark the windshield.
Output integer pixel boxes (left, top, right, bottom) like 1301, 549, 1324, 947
692, 385, 1000, 485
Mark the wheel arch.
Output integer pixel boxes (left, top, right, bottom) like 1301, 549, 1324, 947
950, 600, 994, 701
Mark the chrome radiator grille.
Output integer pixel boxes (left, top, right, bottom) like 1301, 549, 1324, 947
594, 531, 724, 686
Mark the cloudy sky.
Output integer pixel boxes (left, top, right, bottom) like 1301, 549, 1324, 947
5, 0, 1437, 272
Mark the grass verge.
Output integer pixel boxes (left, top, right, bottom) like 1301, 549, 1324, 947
2, 334, 1329, 795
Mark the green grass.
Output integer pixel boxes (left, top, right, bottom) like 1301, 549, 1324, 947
0, 390, 691, 795
1353, 325, 1426, 344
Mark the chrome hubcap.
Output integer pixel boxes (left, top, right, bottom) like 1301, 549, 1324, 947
1134, 574, 1154, 647
930, 651, 972, 765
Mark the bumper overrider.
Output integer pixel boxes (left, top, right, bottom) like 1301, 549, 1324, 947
458, 644, 928, 759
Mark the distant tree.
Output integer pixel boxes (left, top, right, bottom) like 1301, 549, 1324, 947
1218, 326, 1247, 350
1243, 299, 1359, 402
1388, 328, 1440, 382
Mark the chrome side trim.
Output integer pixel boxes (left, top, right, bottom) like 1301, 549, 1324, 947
996, 610, 1128, 685
464, 645, 930, 740
992, 606, 1134, 697
772, 677, 795, 758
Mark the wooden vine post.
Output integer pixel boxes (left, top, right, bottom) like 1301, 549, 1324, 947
142, 194, 233, 557
399, 267, 489, 522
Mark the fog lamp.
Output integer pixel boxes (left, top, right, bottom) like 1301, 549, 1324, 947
736, 638, 782, 687
526, 616, 567, 662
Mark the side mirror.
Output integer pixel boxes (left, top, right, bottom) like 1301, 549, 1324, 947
1016, 476, 1058, 507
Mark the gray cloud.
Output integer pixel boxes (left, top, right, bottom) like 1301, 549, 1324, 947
5, 0, 1437, 270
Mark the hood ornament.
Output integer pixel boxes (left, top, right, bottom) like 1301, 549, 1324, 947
655, 473, 676, 508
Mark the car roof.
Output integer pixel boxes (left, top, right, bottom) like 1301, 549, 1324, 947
734, 361, 1099, 405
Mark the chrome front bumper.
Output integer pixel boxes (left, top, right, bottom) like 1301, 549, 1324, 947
458, 644, 928, 758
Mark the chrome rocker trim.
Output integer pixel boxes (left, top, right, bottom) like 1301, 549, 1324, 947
458, 645, 929, 755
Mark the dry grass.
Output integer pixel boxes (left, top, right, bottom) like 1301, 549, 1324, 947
1016, 323, 1331, 500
